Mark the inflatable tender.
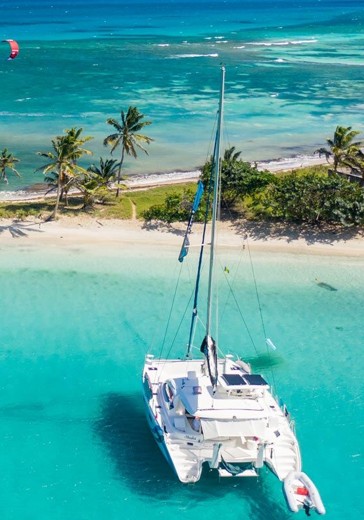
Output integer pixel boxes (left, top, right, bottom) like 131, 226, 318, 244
283, 471, 326, 515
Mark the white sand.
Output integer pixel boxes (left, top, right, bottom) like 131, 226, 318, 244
1, 217, 363, 258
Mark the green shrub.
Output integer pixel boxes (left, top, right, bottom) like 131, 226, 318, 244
259, 171, 364, 225
143, 188, 206, 223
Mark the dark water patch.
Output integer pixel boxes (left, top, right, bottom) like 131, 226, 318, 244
94, 391, 176, 500
246, 352, 284, 371
315, 280, 338, 292
0, 20, 69, 27
0, 402, 45, 417
0, 399, 96, 426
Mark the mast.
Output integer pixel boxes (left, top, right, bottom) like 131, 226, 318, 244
206, 66, 225, 337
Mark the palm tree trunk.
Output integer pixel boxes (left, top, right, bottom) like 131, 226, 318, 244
333, 157, 339, 173
116, 149, 125, 197
51, 172, 62, 220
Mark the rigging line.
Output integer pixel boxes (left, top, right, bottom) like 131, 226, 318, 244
204, 108, 219, 164
164, 290, 194, 361
245, 239, 269, 340
218, 196, 260, 354
186, 138, 216, 356
158, 290, 194, 383
245, 235, 277, 388
150, 240, 195, 357
220, 193, 278, 386
213, 157, 223, 350
158, 261, 184, 360
221, 266, 259, 354
147, 260, 183, 356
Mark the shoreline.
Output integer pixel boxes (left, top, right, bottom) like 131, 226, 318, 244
1, 151, 362, 259
0, 153, 327, 202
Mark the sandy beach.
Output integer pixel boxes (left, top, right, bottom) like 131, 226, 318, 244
1, 215, 363, 258
0, 158, 362, 258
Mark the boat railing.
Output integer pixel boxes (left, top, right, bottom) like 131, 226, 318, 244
145, 354, 155, 365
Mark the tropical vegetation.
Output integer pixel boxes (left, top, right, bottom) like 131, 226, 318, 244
143, 187, 206, 223
316, 125, 363, 176
81, 157, 122, 208
201, 146, 275, 204
104, 106, 153, 197
258, 170, 364, 225
0, 148, 20, 184
143, 142, 364, 227
37, 127, 93, 219
0, 123, 364, 228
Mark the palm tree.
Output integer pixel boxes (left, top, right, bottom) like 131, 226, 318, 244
37, 128, 92, 219
223, 146, 242, 163
0, 148, 20, 183
76, 157, 122, 208
60, 127, 93, 204
104, 106, 153, 197
316, 125, 362, 173
87, 157, 120, 188
354, 151, 364, 180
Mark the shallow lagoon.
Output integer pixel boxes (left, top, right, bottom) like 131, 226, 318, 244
0, 239, 363, 519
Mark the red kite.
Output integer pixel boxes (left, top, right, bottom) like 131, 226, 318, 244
3, 39, 19, 60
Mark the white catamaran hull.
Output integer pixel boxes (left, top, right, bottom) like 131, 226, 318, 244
143, 356, 301, 484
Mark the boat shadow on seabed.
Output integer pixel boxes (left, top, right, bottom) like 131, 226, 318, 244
94, 392, 292, 520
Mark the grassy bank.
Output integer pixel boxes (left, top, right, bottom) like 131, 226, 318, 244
0, 183, 195, 221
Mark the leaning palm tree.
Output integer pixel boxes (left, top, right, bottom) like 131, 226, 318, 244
60, 127, 93, 204
37, 128, 92, 220
350, 149, 364, 179
104, 106, 153, 197
316, 125, 362, 173
0, 148, 20, 184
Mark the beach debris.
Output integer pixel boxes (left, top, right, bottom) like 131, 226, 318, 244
2, 39, 19, 60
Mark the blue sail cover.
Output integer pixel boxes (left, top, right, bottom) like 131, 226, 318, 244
200, 335, 218, 391
178, 180, 204, 262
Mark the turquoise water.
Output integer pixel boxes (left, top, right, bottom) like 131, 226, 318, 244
0, 239, 363, 519
1, 0, 364, 191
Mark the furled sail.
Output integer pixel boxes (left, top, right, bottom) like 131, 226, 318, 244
200, 334, 218, 391
178, 180, 204, 262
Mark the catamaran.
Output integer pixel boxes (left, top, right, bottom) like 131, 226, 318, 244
142, 67, 325, 516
